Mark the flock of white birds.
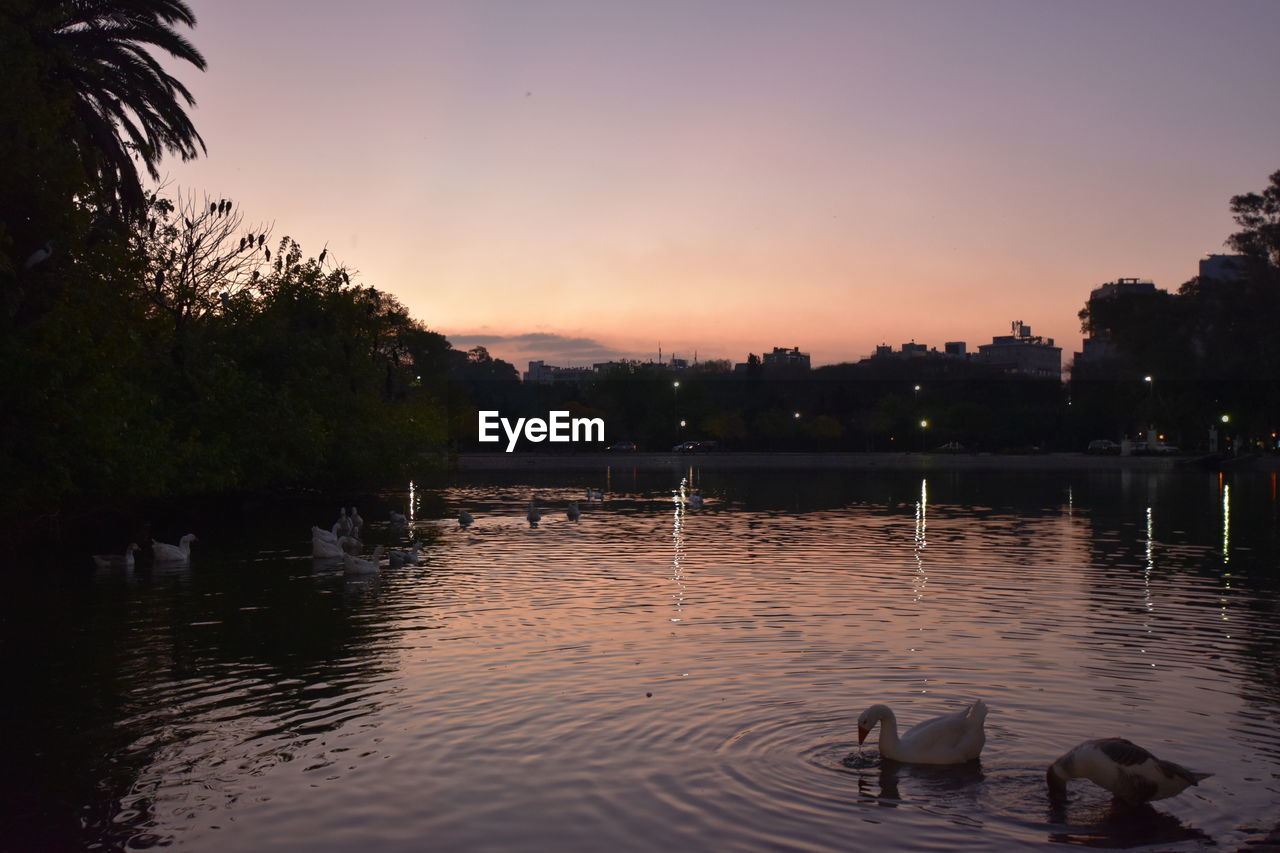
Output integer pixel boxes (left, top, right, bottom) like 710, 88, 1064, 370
93, 495, 1211, 809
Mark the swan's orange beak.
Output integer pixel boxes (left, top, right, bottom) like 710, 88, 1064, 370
857, 725, 869, 745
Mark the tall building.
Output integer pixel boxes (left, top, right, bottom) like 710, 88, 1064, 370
1199, 254, 1247, 282
977, 321, 1061, 380
1088, 277, 1156, 301
1073, 277, 1160, 372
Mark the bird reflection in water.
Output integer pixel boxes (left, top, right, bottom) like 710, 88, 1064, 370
1047, 798, 1213, 848
845, 753, 985, 808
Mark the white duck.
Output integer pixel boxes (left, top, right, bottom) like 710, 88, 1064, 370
313, 533, 360, 560
349, 506, 364, 538
93, 543, 139, 571
332, 508, 352, 538
857, 699, 987, 764
312, 525, 338, 545
343, 545, 384, 575
153, 534, 197, 563
389, 509, 407, 526
1047, 738, 1212, 805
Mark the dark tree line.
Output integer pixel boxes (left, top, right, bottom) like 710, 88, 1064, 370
0, 3, 507, 515
1072, 170, 1280, 452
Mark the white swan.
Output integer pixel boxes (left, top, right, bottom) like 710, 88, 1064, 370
152, 534, 197, 563
343, 545, 384, 575
93, 543, 139, 571
527, 501, 542, 528
566, 501, 581, 522
1047, 738, 1212, 805
857, 699, 987, 764
313, 534, 360, 560
458, 510, 474, 528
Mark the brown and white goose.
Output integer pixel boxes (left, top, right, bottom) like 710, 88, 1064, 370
1047, 738, 1212, 805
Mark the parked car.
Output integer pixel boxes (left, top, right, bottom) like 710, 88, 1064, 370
672, 441, 702, 452
609, 441, 637, 451
1087, 439, 1120, 453
934, 441, 965, 452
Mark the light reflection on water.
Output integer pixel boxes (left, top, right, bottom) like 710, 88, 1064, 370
3, 468, 1279, 851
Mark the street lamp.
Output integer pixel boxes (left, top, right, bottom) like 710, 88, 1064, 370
1143, 376, 1154, 448
919, 418, 928, 452
673, 381, 680, 438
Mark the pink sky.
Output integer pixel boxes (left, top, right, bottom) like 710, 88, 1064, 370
164, 0, 1280, 368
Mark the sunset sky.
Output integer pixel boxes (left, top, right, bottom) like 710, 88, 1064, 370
164, 0, 1280, 369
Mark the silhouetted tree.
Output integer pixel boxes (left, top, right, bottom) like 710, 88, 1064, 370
1228, 169, 1280, 268
21, 0, 207, 218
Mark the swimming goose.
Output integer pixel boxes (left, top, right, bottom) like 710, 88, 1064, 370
857, 699, 987, 764
566, 501, 581, 522
458, 510, 474, 528
93, 543, 139, 571
1047, 738, 1212, 805
389, 542, 420, 568
343, 545, 384, 575
527, 501, 542, 528
153, 534, 197, 563
313, 534, 360, 560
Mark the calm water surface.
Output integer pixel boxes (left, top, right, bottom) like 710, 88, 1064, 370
3, 468, 1279, 851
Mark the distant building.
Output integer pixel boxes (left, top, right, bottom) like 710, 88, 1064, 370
1073, 277, 1161, 373
761, 346, 811, 370
1088, 277, 1156, 301
978, 321, 1061, 380
1199, 254, 1248, 282
944, 341, 967, 357
523, 360, 594, 383
735, 346, 811, 373
870, 341, 935, 359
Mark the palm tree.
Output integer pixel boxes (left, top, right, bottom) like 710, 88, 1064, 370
31, 0, 208, 217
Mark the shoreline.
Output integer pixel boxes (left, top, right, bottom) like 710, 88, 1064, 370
455, 451, 1280, 472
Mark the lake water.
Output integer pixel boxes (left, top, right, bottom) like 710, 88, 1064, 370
4, 466, 1279, 851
